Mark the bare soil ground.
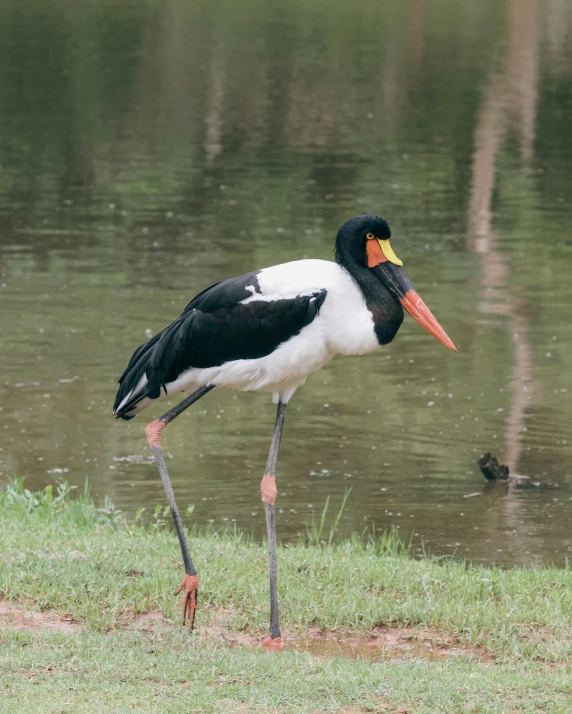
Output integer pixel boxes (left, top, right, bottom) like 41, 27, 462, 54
0, 599, 80, 633
0, 599, 489, 662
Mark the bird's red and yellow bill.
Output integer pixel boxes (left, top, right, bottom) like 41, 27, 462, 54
367, 237, 457, 353
399, 290, 457, 352
366, 238, 403, 268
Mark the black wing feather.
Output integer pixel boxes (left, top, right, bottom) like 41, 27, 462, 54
114, 285, 327, 419
183, 270, 262, 313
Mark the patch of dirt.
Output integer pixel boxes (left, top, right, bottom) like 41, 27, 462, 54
199, 608, 263, 647
0, 600, 490, 662
0, 599, 80, 633
290, 625, 491, 662
124, 569, 145, 578
17, 670, 38, 678
198, 609, 491, 661
124, 611, 172, 632
14, 667, 57, 679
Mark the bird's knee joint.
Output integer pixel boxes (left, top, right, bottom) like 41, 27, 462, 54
261, 474, 277, 506
145, 419, 166, 448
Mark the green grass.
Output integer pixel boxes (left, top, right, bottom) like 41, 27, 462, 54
4, 630, 572, 714
1, 479, 572, 713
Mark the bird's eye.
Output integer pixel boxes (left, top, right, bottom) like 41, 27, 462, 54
366, 233, 375, 240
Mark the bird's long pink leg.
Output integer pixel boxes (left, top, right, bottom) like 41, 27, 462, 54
144, 384, 214, 631
261, 401, 288, 649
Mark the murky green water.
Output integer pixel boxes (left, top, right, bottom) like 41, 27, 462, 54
2, 0, 572, 565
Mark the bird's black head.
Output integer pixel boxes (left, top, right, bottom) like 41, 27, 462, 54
334, 214, 393, 267
334, 213, 457, 352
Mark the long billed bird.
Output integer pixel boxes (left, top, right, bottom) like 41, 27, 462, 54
113, 214, 456, 647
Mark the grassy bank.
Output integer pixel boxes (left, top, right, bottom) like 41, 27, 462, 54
1, 480, 571, 713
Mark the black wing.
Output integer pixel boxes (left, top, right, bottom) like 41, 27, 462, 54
116, 271, 263, 390
113, 282, 327, 419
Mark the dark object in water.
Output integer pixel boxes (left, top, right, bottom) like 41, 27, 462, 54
478, 452, 509, 482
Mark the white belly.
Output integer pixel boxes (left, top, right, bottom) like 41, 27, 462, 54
166, 317, 331, 402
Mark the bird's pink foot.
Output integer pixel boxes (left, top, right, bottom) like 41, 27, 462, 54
174, 574, 199, 630
262, 635, 284, 650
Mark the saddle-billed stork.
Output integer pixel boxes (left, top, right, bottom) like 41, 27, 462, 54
113, 214, 456, 647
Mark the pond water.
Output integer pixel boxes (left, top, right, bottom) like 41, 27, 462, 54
2, 0, 572, 565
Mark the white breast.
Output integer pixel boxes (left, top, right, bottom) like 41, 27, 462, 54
251, 259, 379, 356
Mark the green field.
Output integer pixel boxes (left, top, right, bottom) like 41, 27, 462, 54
1, 480, 571, 713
